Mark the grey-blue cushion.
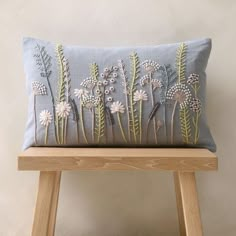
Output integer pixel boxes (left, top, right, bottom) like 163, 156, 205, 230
22, 37, 216, 151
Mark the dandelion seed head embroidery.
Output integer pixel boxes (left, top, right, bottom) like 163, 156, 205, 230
141, 60, 160, 73
151, 79, 163, 90
81, 95, 99, 110
166, 83, 192, 109
140, 74, 150, 86
32, 81, 47, 95
80, 77, 96, 90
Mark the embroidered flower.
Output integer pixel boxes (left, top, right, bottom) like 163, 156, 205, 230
109, 86, 115, 92
39, 110, 52, 126
140, 74, 150, 86
56, 102, 71, 118
110, 101, 125, 114
166, 83, 192, 109
190, 98, 201, 112
107, 97, 113, 102
104, 89, 110, 95
74, 89, 89, 99
81, 95, 99, 110
97, 81, 103, 86
100, 73, 105, 78
187, 73, 199, 85
151, 79, 163, 90
141, 60, 160, 73
103, 80, 109, 86
32, 81, 47, 95
81, 77, 96, 90
109, 78, 115, 84
104, 67, 109, 73
133, 90, 148, 102
113, 66, 119, 71
112, 72, 118, 78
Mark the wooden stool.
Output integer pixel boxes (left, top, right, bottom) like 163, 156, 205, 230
18, 148, 217, 236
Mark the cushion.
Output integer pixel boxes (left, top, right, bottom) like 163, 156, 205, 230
22, 37, 216, 151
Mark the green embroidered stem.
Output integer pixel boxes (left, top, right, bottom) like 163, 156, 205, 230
180, 107, 191, 144
149, 75, 158, 144
193, 112, 200, 144
44, 125, 48, 145
139, 100, 142, 144
95, 101, 105, 143
61, 117, 64, 145
91, 108, 95, 143
33, 95, 37, 145
80, 103, 88, 144
171, 100, 178, 144
129, 52, 140, 144
64, 117, 68, 144
55, 116, 60, 144
176, 43, 191, 144
117, 113, 128, 143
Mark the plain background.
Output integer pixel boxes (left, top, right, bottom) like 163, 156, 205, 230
0, 0, 235, 235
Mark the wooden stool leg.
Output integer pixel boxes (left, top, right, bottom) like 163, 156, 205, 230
174, 172, 203, 236
32, 171, 61, 236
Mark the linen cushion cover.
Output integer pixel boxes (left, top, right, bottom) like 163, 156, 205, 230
22, 37, 216, 151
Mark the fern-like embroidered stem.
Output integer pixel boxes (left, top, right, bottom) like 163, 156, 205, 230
33, 95, 37, 145
171, 100, 178, 144
139, 100, 143, 144
44, 125, 48, 145
80, 103, 88, 144
118, 60, 131, 142
91, 108, 95, 143
176, 43, 191, 144
129, 52, 140, 144
176, 43, 187, 83
117, 113, 128, 143
149, 74, 158, 144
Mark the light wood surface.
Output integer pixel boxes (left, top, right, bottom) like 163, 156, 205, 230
174, 172, 203, 236
18, 148, 217, 171
32, 171, 61, 236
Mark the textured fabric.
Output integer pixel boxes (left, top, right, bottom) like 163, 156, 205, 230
22, 37, 216, 151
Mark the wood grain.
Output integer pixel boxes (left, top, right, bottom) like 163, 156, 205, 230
18, 148, 217, 171
174, 172, 203, 236
32, 171, 61, 236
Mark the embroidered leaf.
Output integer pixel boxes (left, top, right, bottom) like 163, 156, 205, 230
95, 100, 105, 143
175, 43, 192, 144
70, 98, 79, 122
179, 107, 192, 144
176, 43, 187, 84
129, 52, 140, 143
105, 106, 115, 126
148, 102, 161, 120
90, 63, 99, 83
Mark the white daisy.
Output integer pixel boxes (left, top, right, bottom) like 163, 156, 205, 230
74, 89, 89, 99
133, 90, 148, 102
56, 102, 71, 118
110, 101, 125, 114
39, 110, 52, 127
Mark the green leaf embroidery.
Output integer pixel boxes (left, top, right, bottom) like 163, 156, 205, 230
129, 52, 140, 144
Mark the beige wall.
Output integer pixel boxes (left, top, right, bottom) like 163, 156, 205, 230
0, 0, 235, 235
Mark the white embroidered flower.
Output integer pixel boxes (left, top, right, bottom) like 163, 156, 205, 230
140, 74, 150, 86
141, 60, 160, 73
151, 79, 163, 90
113, 66, 119, 71
104, 89, 110, 95
133, 90, 148, 102
166, 83, 192, 109
80, 77, 96, 90
110, 101, 125, 114
74, 89, 89, 99
32, 81, 47, 95
56, 102, 71, 118
107, 97, 113, 102
39, 110, 52, 127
